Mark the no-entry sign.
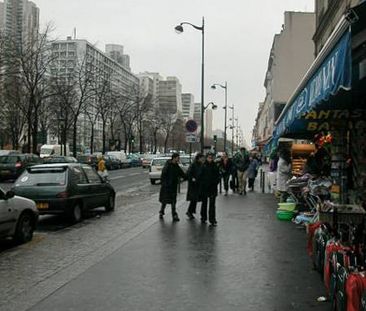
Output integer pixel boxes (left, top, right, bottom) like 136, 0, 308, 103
185, 120, 198, 133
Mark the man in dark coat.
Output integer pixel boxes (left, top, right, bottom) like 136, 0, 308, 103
159, 153, 186, 221
201, 152, 221, 226
186, 153, 205, 219
219, 152, 233, 196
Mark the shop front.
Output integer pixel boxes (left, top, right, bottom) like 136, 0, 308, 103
267, 3, 366, 307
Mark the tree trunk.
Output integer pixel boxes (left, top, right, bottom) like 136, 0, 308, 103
72, 117, 77, 157
32, 111, 38, 154
90, 124, 94, 154
102, 120, 106, 155
164, 133, 169, 154
153, 129, 158, 154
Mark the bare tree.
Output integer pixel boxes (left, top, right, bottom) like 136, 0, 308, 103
5, 24, 56, 153
159, 111, 177, 153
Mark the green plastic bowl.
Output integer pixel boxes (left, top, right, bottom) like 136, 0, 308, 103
277, 202, 296, 212
276, 210, 295, 221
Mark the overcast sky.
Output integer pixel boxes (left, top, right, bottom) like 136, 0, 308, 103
34, 0, 314, 147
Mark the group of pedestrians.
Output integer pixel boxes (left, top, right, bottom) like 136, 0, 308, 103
219, 147, 260, 196
159, 152, 220, 226
158, 148, 260, 225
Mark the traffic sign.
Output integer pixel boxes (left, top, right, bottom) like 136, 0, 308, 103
185, 120, 198, 133
186, 133, 198, 143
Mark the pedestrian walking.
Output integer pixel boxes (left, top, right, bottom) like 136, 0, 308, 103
201, 152, 221, 226
97, 155, 108, 181
186, 153, 205, 220
219, 152, 233, 196
276, 148, 292, 203
159, 153, 186, 222
233, 147, 250, 195
247, 155, 259, 191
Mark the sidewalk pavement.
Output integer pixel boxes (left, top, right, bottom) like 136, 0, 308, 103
29, 190, 328, 311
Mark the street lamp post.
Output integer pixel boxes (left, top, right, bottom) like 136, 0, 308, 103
229, 105, 235, 155
175, 17, 205, 153
211, 81, 228, 151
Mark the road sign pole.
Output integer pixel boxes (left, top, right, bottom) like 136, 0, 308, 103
189, 143, 192, 162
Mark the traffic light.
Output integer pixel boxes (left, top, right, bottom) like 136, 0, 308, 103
213, 135, 217, 143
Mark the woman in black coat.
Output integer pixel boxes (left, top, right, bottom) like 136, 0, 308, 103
186, 153, 205, 219
159, 153, 186, 221
201, 153, 221, 226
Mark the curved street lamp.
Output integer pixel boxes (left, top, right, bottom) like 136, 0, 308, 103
211, 82, 228, 151
175, 17, 205, 152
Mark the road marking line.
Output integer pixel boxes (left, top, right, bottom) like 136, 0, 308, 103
128, 172, 140, 177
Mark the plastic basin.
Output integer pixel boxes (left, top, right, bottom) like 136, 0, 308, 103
277, 202, 296, 212
276, 210, 295, 221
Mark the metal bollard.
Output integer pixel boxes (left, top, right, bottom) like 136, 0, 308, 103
261, 171, 265, 193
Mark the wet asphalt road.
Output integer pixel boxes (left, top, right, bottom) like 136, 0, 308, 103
27, 192, 328, 311
0, 167, 156, 251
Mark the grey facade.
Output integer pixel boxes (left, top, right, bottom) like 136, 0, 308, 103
1, 0, 39, 47
181, 93, 194, 120
253, 11, 316, 148
158, 76, 182, 114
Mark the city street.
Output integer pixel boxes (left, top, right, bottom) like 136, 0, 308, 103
0, 174, 328, 311
0, 167, 155, 250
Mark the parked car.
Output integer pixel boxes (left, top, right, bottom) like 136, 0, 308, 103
12, 163, 116, 223
127, 154, 142, 167
0, 150, 20, 156
141, 154, 155, 169
104, 155, 120, 170
0, 154, 42, 181
40, 144, 70, 158
76, 155, 98, 169
43, 156, 78, 164
179, 155, 192, 173
149, 157, 170, 185
105, 151, 129, 168
0, 187, 38, 244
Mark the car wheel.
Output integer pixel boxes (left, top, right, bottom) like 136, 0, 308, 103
14, 212, 35, 244
105, 194, 115, 212
69, 203, 83, 223
150, 179, 156, 185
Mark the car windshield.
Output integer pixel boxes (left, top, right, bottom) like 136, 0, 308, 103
152, 159, 168, 166
0, 156, 19, 163
15, 168, 67, 186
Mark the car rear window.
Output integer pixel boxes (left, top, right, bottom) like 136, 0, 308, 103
0, 156, 20, 163
15, 168, 67, 186
152, 159, 168, 166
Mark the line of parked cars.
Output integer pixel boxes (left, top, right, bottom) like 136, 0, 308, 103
0, 149, 122, 246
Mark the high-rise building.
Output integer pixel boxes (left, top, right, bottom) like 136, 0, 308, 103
0, 2, 4, 30
137, 72, 163, 109
105, 44, 131, 72
50, 37, 139, 150
158, 76, 182, 114
2, 0, 39, 47
181, 93, 194, 120
193, 102, 201, 126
